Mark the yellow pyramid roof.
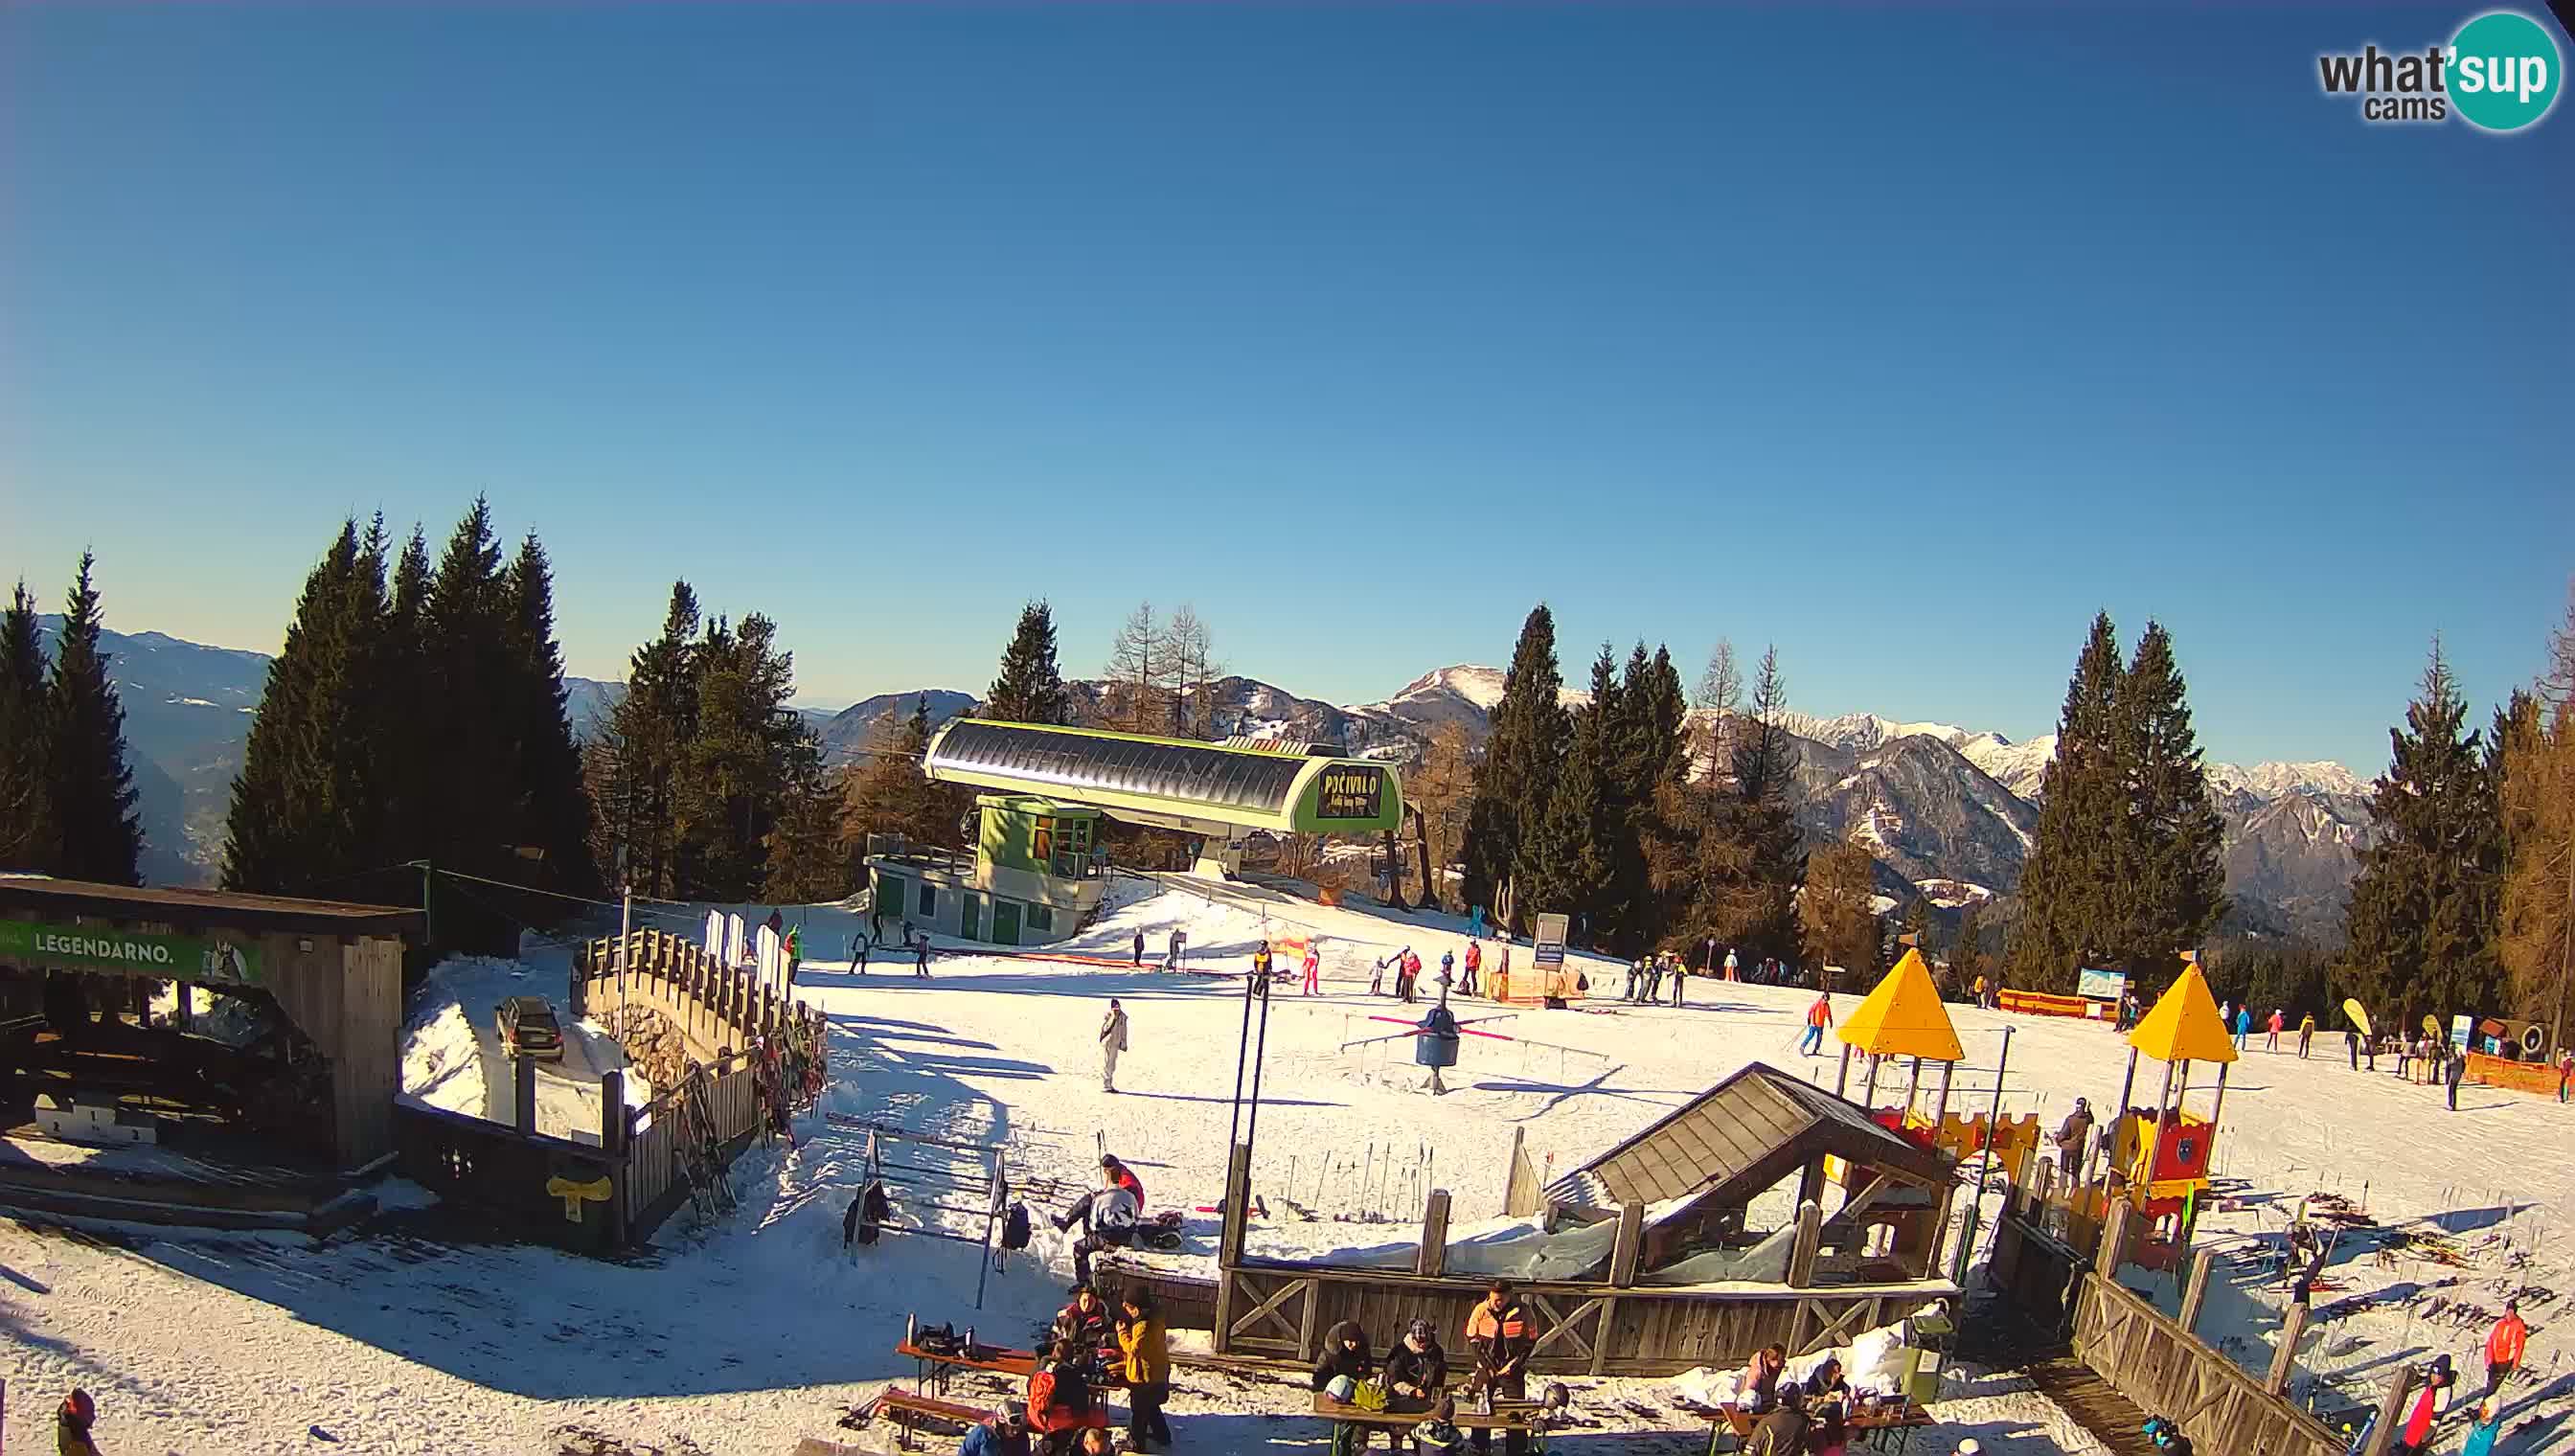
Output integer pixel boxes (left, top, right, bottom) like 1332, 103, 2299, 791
1836, 949, 1964, 1061
2127, 963, 2239, 1064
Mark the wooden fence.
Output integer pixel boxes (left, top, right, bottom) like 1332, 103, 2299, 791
394, 1101, 627, 1255
392, 926, 825, 1256
571, 927, 826, 1058
2071, 1274, 2343, 1456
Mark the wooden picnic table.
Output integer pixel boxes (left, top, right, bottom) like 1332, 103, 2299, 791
1701, 1399, 1934, 1455
896, 1339, 1129, 1399
1311, 1394, 1544, 1432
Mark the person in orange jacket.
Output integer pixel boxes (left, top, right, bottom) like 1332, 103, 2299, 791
2484, 1298, 2527, 1402
1027, 1338, 1111, 1456
1801, 993, 1833, 1057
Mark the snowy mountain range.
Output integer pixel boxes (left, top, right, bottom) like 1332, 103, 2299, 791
30, 626, 2373, 939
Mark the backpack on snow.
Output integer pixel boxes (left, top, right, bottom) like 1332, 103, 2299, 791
845, 1179, 892, 1247
1002, 1201, 1033, 1252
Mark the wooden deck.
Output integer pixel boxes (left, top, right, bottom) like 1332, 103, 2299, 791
2023, 1355, 2163, 1456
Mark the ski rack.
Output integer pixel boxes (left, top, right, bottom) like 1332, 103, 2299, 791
826, 1113, 1014, 1308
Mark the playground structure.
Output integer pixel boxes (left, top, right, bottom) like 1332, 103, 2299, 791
2099, 957, 2233, 1273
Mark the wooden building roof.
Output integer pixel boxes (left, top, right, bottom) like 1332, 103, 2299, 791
1543, 1061, 1955, 1217
0, 876, 421, 938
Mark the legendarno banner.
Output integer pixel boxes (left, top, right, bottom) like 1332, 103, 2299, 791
0, 921, 262, 985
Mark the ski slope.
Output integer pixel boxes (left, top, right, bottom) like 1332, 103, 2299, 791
5, 877, 2572, 1455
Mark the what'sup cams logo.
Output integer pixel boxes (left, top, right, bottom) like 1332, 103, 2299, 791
2318, 10, 2563, 129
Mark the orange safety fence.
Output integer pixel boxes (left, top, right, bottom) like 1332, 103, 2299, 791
1998, 987, 2093, 1019
2467, 1051, 2567, 1099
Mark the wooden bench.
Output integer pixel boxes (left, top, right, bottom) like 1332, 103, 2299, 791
866, 1387, 998, 1450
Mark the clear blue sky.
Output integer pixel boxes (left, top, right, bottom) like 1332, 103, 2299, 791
5, 5, 2568, 772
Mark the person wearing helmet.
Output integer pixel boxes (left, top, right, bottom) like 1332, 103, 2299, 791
1383, 1317, 1448, 1411
58, 1389, 103, 1456
964, 1400, 1032, 1456
1312, 1321, 1379, 1456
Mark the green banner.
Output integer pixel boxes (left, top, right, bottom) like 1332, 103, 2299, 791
0, 920, 262, 985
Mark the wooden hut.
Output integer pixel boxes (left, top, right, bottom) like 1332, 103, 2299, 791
1211, 1062, 1960, 1375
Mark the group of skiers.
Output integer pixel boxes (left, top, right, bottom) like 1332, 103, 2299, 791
1371, 942, 1505, 1004
1621, 952, 1690, 1006
2377, 1300, 2526, 1456
1311, 1281, 1538, 1456
978, 1280, 1174, 1456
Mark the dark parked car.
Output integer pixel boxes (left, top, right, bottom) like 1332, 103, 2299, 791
497, 996, 564, 1061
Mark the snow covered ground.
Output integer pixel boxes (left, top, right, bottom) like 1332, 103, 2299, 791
6, 878, 2573, 1455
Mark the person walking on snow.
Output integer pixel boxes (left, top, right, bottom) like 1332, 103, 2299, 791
1303, 943, 1323, 996
1099, 999, 1130, 1093
2559, 1049, 2573, 1103
2447, 1044, 2467, 1111
1802, 993, 1834, 1057
2484, 1298, 2526, 1402
2347, 1027, 2362, 1070
1643, 957, 1664, 1004
2266, 1009, 2285, 1052
1253, 941, 1274, 983
57, 1390, 103, 1456
2297, 1012, 2315, 1058
1460, 940, 1481, 997
1440, 949, 1455, 994
1724, 946, 1740, 982
1671, 953, 1687, 1007
2235, 1005, 2253, 1048
1131, 930, 1144, 967
915, 935, 932, 978
1622, 959, 1641, 1003
1167, 929, 1187, 971
2394, 1354, 2453, 1456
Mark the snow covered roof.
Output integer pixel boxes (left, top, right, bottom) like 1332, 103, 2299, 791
1542, 1062, 1954, 1219
928, 720, 1315, 816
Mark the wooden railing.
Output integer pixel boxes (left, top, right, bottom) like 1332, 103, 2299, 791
572, 927, 825, 1057
2070, 1274, 2344, 1456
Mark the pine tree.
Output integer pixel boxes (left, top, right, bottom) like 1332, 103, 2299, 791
1460, 604, 1570, 931
1725, 646, 1804, 958
593, 582, 701, 896
842, 694, 946, 850
2115, 623, 2229, 985
2338, 644, 2507, 1026
1527, 646, 1624, 942
502, 532, 598, 896
46, 552, 144, 884
673, 613, 803, 899
375, 525, 436, 876
222, 521, 390, 895
2008, 613, 2127, 993
986, 601, 1071, 725
420, 498, 515, 900
1951, 899, 1987, 993
0, 581, 55, 872
763, 726, 849, 902
1901, 895, 1935, 954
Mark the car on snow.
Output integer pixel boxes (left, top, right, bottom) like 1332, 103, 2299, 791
497, 996, 564, 1061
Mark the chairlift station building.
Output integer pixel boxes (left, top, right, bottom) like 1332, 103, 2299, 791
865, 720, 1405, 947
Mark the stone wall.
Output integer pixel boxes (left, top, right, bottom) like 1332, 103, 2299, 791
600, 1003, 692, 1096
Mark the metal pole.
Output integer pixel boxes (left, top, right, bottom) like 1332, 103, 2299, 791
975, 1146, 1003, 1309
1953, 1026, 2014, 1285
1227, 962, 1259, 1150
1862, 1054, 1881, 1105
1835, 1042, 1853, 1097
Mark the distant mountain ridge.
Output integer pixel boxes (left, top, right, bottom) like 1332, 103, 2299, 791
25, 626, 2372, 940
